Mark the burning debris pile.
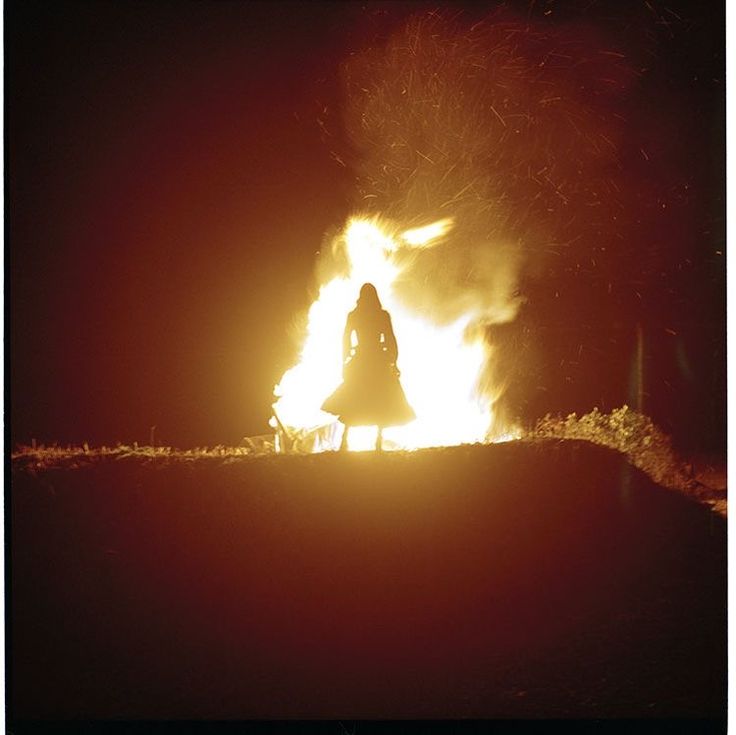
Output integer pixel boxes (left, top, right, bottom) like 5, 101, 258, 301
272, 7, 637, 453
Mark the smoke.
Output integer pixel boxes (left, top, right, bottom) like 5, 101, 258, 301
326, 7, 637, 327
303, 6, 652, 434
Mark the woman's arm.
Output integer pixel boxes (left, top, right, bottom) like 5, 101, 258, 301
383, 312, 398, 363
342, 312, 354, 363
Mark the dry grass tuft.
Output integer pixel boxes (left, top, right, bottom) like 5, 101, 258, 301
533, 405, 726, 515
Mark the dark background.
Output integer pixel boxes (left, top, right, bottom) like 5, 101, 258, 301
7, 0, 725, 451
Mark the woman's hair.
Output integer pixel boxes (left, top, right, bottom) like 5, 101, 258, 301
356, 282, 382, 311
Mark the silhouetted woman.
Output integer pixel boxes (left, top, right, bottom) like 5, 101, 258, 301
321, 283, 415, 450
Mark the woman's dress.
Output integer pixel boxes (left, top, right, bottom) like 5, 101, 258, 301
321, 308, 415, 428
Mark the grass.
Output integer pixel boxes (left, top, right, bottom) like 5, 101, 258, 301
531, 405, 726, 516
12, 405, 726, 515
11, 441, 267, 471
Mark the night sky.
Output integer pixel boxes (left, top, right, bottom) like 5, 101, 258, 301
8, 0, 725, 451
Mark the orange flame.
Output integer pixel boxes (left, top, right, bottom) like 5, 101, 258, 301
273, 215, 517, 451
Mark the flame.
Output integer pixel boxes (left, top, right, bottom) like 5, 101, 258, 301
401, 218, 454, 248
273, 215, 510, 452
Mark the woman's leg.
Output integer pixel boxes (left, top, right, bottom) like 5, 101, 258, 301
340, 424, 349, 451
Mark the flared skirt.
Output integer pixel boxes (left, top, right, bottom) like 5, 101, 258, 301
321, 355, 415, 428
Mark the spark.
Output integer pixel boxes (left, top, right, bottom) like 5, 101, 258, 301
490, 105, 507, 126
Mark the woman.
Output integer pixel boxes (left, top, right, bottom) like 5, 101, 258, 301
321, 283, 415, 450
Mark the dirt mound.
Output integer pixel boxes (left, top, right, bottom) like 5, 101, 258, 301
10, 440, 726, 721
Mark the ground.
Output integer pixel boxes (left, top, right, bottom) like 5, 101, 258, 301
9, 440, 726, 723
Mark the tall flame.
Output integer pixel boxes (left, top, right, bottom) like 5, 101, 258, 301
273, 215, 514, 452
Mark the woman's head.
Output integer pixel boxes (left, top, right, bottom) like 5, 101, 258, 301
357, 283, 382, 311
